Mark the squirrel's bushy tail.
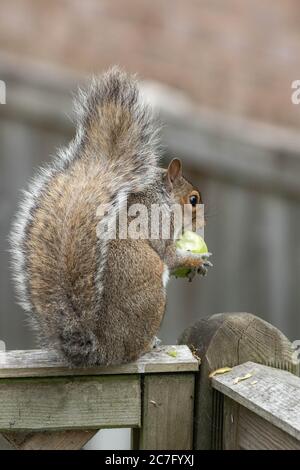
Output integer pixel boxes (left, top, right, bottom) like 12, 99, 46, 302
74, 66, 160, 193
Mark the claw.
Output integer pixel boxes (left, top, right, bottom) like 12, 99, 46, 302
203, 261, 213, 268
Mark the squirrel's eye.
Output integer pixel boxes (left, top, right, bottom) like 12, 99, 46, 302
189, 194, 199, 207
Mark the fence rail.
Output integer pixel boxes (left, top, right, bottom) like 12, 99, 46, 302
0, 345, 197, 450
0, 313, 300, 450
212, 362, 300, 450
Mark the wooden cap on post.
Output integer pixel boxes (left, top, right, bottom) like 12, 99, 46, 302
178, 312, 298, 450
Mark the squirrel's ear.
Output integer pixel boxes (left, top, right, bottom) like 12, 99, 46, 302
167, 158, 182, 187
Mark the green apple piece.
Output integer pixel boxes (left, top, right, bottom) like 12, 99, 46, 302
173, 231, 208, 278
176, 230, 208, 254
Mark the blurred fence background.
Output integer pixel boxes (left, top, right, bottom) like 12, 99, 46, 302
0, 0, 300, 449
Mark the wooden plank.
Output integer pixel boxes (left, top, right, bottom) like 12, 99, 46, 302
238, 406, 300, 450
222, 396, 239, 450
0, 375, 140, 431
137, 373, 195, 450
179, 312, 297, 449
0, 346, 198, 378
212, 361, 300, 441
238, 404, 300, 450
211, 389, 224, 450
223, 397, 300, 450
1, 430, 97, 450
131, 428, 140, 451
0, 433, 13, 449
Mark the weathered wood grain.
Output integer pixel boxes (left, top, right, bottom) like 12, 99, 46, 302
223, 398, 300, 450
0, 375, 140, 431
0, 346, 198, 378
238, 406, 300, 450
212, 361, 300, 441
1, 430, 97, 450
179, 312, 297, 449
135, 374, 195, 450
222, 396, 239, 450
0, 433, 13, 449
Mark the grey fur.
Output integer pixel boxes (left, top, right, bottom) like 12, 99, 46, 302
10, 67, 209, 366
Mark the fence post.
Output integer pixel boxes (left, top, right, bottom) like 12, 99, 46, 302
133, 373, 195, 450
178, 312, 298, 449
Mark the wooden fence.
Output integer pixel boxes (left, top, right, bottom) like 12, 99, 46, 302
1, 56, 300, 353
0, 312, 299, 450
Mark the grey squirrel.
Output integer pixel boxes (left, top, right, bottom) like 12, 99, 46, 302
10, 67, 212, 366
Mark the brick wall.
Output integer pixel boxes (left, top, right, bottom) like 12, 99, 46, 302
0, 0, 300, 128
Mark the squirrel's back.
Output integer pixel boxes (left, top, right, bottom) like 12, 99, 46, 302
10, 68, 161, 352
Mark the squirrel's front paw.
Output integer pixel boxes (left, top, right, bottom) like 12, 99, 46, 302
187, 251, 213, 276
187, 257, 213, 281
172, 250, 213, 280
197, 253, 213, 277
